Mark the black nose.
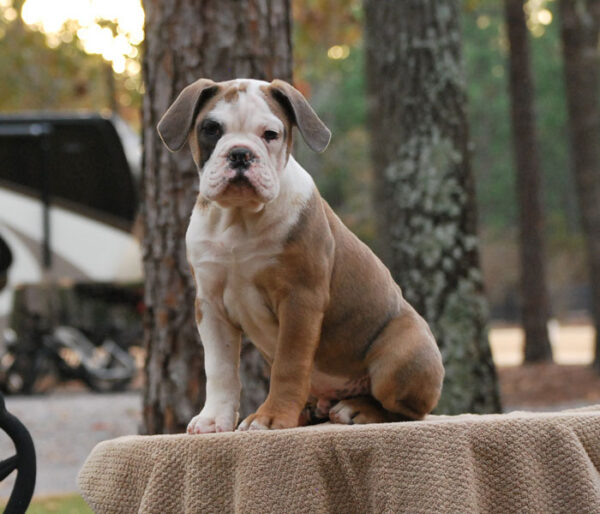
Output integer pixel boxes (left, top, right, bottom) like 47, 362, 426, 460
227, 147, 255, 170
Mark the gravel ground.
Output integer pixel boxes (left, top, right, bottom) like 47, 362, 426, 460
0, 391, 141, 499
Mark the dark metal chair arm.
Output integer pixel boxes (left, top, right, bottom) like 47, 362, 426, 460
0, 393, 36, 514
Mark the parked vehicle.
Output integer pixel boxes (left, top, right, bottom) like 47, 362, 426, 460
0, 113, 143, 392
0, 113, 143, 333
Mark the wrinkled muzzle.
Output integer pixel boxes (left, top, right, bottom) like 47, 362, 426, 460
199, 135, 280, 206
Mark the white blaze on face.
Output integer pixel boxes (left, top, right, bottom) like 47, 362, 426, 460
199, 80, 288, 208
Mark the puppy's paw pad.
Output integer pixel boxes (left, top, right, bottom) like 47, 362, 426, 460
187, 416, 215, 434
237, 409, 299, 431
187, 411, 237, 434
237, 417, 270, 431
248, 420, 268, 431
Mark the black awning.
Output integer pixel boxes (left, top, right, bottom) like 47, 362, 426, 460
0, 114, 138, 231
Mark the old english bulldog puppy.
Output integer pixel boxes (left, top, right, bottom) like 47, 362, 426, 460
157, 78, 444, 433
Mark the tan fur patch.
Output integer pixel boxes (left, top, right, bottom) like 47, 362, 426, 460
222, 85, 240, 103
196, 196, 210, 210
366, 309, 443, 419
194, 297, 203, 325
252, 191, 331, 415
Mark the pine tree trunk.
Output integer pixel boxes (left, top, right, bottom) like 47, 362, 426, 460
504, 0, 553, 363
141, 0, 292, 434
364, 0, 501, 414
559, 0, 600, 372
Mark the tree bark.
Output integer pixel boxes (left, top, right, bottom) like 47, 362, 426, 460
559, 0, 600, 372
141, 0, 292, 434
364, 0, 501, 414
504, 0, 553, 363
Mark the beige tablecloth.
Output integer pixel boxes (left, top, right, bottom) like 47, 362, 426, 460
78, 406, 600, 513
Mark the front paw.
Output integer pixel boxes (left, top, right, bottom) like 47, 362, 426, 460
237, 405, 300, 431
187, 407, 238, 434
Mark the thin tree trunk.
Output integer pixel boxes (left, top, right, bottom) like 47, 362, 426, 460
504, 0, 553, 362
364, 0, 501, 414
105, 63, 118, 114
559, 0, 600, 372
141, 0, 292, 434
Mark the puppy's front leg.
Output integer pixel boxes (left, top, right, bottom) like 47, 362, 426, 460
238, 293, 324, 430
187, 301, 242, 434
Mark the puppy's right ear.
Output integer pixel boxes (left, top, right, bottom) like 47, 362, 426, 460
157, 79, 219, 152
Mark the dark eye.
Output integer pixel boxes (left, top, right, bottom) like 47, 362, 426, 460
201, 120, 222, 138
263, 130, 279, 142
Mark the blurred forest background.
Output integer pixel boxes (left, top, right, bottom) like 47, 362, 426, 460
2, 0, 600, 415
0, 0, 589, 321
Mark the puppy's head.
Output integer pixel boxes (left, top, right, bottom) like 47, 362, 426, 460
157, 78, 331, 210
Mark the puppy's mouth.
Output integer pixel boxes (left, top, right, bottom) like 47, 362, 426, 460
214, 172, 265, 210
225, 172, 256, 192
201, 160, 276, 209
229, 172, 253, 187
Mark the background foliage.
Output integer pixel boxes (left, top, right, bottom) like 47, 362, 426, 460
0, 0, 588, 319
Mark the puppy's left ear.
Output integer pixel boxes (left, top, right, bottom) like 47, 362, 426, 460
157, 78, 219, 152
270, 79, 331, 153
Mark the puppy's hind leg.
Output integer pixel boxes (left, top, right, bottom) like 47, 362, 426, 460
366, 307, 444, 421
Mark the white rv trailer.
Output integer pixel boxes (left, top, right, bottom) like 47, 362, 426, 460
0, 114, 143, 331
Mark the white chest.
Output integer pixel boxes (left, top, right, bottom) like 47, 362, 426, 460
187, 213, 277, 293
186, 208, 283, 355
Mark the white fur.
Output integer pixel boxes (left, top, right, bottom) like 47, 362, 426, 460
187, 155, 315, 434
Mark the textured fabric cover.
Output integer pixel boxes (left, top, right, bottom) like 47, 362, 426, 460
78, 406, 600, 513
